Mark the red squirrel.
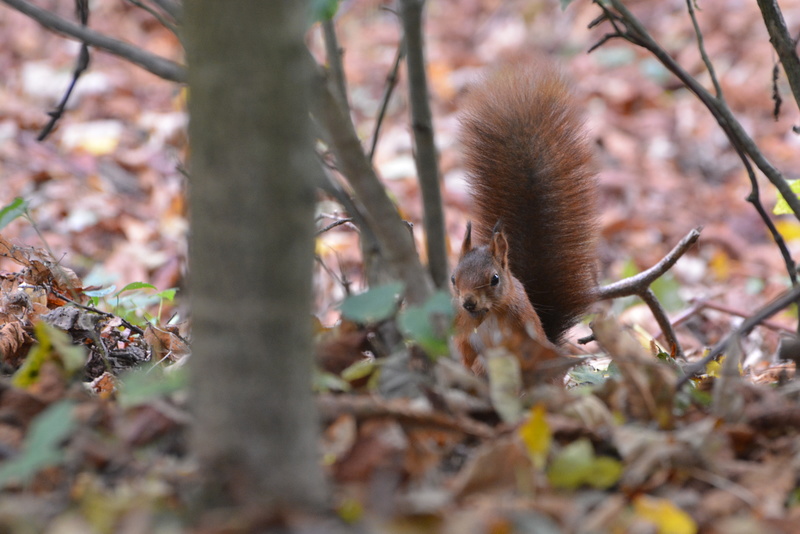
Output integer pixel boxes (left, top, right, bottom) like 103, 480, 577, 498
451, 63, 599, 372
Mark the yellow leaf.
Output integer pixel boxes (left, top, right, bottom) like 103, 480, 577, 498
773, 179, 800, 215
705, 359, 721, 378
706, 356, 742, 378
633, 495, 697, 534
709, 249, 731, 280
518, 403, 551, 469
775, 219, 800, 241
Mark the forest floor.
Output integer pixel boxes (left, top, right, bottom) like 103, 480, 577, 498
1, 0, 800, 532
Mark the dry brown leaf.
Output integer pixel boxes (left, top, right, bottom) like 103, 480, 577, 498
592, 315, 676, 427
451, 434, 533, 500
144, 324, 190, 362
0, 320, 31, 365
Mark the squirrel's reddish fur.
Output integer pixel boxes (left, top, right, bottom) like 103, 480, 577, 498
452, 63, 599, 370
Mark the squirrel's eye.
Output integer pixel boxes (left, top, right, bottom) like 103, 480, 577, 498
490, 273, 500, 286
450, 274, 456, 286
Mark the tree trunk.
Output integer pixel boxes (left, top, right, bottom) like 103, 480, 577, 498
185, 0, 326, 513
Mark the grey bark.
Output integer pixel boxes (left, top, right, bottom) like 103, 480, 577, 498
400, 0, 449, 289
185, 0, 326, 512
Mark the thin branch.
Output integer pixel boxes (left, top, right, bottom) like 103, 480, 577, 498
639, 287, 683, 359
399, 0, 448, 289
596, 228, 701, 360
315, 217, 354, 236
597, 228, 702, 300
37, 0, 90, 141
756, 0, 800, 112
741, 149, 798, 286
321, 18, 349, 110
369, 43, 406, 162
1, 0, 186, 82
694, 299, 794, 334
306, 50, 433, 305
685, 0, 722, 98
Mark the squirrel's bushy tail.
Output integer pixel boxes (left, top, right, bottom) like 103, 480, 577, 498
459, 63, 599, 342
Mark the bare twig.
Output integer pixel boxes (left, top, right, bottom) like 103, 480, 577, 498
369, 43, 406, 162
756, 0, 800, 112
306, 50, 433, 305
597, 228, 701, 300
685, 0, 722, 98
639, 287, 681, 358
315, 217, 355, 236
1, 0, 186, 82
37, 0, 90, 141
694, 298, 794, 334
321, 18, 349, 110
596, 227, 702, 360
399, 0, 448, 289
314, 254, 352, 297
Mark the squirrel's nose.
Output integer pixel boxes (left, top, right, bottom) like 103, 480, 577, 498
463, 297, 477, 312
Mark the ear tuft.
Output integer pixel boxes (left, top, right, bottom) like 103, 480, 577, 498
460, 221, 473, 258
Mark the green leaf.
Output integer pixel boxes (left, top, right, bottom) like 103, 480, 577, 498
547, 438, 622, 490
0, 400, 77, 488
650, 273, 683, 312
397, 290, 454, 358
312, 369, 351, 393
340, 358, 376, 382
155, 288, 177, 301
311, 0, 340, 21
568, 364, 609, 386
587, 456, 623, 489
114, 281, 157, 297
0, 197, 28, 230
340, 282, 404, 324
548, 438, 595, 489
117, 367, 187, 409
774, 179, 800, 215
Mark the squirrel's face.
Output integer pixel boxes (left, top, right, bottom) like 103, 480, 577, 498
451, 246, 511, 321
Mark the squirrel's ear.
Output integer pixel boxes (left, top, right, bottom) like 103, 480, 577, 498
490, 228, 509, 269
460, 221, 473, 257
